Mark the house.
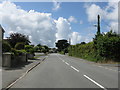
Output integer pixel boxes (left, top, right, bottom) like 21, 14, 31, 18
0, 25, 5, 66
0, 24, 5, 39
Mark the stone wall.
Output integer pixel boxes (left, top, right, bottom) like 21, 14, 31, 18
2, 53, 11, 67
2, 53, 28, 67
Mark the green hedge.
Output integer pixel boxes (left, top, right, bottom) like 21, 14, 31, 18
2, 41, 11, 52
11, 48, 27, 56
96, 33, 120, 61
15, 42, 25, 50
68, 31, 120, 62
25, 45, 35, 54
68, 42, 98, 62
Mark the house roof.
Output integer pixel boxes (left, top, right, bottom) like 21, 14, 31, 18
0, 24, 5, 33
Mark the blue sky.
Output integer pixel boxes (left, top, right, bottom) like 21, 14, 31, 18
0, 1, 118, 47
14, 2, 108, 34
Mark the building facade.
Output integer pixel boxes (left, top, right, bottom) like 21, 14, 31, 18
0, 25, 5, 66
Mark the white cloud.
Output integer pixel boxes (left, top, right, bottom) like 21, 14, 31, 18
52, 0, 61, 11
85, 2, 118, 33
110, 21, 118, 33
0, 1, 56, 47
55, 17, 71, 41
55, 17, 82, 45
68, 16, 77, 23
85, 4, 105, 22
0, 1, 83, 47
71, 32, 81, 45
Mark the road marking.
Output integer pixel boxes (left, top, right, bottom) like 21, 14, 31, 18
98, 66, 103, 68
70, 66, 79, 72
84, 75, 107, 90
65, 62, 69, 65
57, 55, 66, 63
98, 65, 118, 72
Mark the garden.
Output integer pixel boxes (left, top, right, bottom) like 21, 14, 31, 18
2, 33, 49, 67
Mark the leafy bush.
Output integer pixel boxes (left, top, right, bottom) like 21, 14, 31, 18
69, 31, 120, 62
25, 45, 35, 54
15, 42, 25, 50
11, 48, 27, 56
68, 42, 98, 62
96, 31, 120, 61
34, 46, 39, 52
2, 41, 11, 52
7, 33, 30, 48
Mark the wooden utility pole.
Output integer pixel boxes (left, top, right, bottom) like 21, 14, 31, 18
97, 15, 100, 35
69, 38, 71, 45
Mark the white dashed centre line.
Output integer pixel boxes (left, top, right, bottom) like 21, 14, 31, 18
84, 75, 107, 90
70, 66, 79, 72
65, 62, 69, 65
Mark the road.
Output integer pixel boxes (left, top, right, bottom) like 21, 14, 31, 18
10, 53, 118, 89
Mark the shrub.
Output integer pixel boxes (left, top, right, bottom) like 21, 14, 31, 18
2, 41, 11, 52
25, 45, 35, 54
68, 31, 120, 62
96, 32, 120, 61
11, 48, 27, 56
68, 42, 99, 62
15, 42, 25, 50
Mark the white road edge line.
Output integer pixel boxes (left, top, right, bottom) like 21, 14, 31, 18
98, 66, 117, 72
70, 66, 79, 72
84, 75, 107, 90
65, 62, 69, 65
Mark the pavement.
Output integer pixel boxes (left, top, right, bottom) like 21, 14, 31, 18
2, 53, 47, 89
6, 53, 119, 89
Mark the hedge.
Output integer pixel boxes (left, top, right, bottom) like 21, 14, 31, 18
68, 31, 120, 62
2, 41, 11, 52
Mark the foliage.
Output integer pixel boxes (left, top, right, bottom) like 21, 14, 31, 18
41, 45, 49, 54
11, 48, 27, 56
7, 33, 30, 48
25, 45, 35, 54
69, 31, 120, 62
36, 44, 42, 52
68, 42, 98, 62
56, 39, 70, 52
95, 31, 120, 61
2, 41, 11, 52
15, 42, 25, 50
34, 46, 39, 52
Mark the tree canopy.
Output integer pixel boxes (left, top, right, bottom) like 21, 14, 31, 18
7, 33, 30, 48
56, 39, 70, 52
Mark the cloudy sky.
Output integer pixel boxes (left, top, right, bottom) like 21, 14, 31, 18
0, 1, 118, 47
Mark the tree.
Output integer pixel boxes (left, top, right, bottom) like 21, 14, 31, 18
2, 41, 11, 52
37, 44, 42, 52
41, 45, 49, 54
7, 33, 30, 48
80, 42, 86, 44
55, 39, 70, 52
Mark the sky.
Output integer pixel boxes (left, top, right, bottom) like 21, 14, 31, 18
0, 1, 119, 47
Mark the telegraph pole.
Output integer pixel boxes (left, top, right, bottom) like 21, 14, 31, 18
69, 38, 71, 45
97, 15, 100, 35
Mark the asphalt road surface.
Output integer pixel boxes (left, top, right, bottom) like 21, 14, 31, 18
10, 53, 118, 89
